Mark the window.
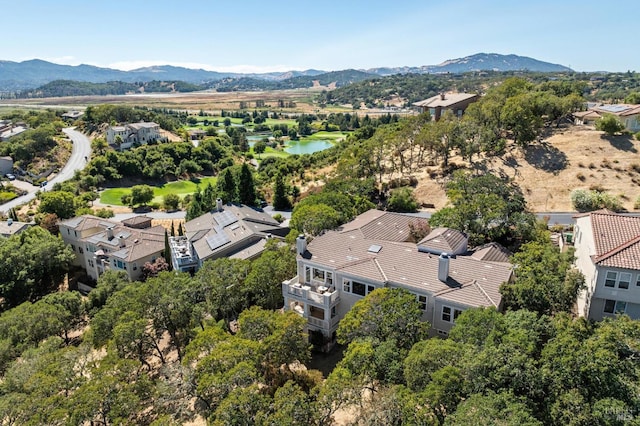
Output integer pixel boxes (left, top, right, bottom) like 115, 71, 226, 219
442, 306, 451, 322
636, 275, 640, 287
313, 269, 325, 281
326, 272, 333, 286
343, 279, 375, 297
79, 247, 83, 254
71, 244, 76, 252
133, 263, 137, 271
116, 260, 124, 269
305, 266, 311, 283
353, 281, 366, 296
604, 299, 626, 314
605, 271, 617, 287
442, 306, 463, 323
604, 271, 631, 289
619, 273, 631, 289
417, 295, 427, 311
88, 259, 94, 268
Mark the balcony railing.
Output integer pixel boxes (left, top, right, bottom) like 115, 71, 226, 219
283, 278, 340, 308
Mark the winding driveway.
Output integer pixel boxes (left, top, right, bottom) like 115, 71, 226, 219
0, 127, 91, 214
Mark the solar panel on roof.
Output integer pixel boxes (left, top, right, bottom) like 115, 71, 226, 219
599, 105, 629, 113
214, 210, 238, 227
206, 232, 231, 251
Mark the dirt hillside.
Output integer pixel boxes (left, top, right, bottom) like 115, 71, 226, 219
413, 125, 640, 212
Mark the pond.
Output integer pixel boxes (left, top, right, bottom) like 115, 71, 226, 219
284, 139, 334, 155
247, 134, 334, 155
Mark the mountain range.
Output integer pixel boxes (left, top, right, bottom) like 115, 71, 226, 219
0, 53, 572, 92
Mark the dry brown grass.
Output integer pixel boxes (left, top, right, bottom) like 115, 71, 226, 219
411, 125, 640, 212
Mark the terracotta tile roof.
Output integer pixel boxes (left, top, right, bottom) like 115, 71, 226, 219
418, 227, 467, 254
305, 219, 512, 309
336, 210, 430, 243
413, 93, 478, 108
471, 242, 512, 264
584, 210, 640, 270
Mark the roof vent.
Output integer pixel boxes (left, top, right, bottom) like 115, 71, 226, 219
7, 218, 12, 226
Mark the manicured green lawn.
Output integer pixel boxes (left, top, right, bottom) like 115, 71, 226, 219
100, 177, 217, 206
300, 131, 348, 142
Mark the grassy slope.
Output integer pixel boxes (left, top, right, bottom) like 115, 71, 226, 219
100, 177, 217, 206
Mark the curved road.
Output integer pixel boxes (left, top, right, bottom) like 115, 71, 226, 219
0, 128, 91, 214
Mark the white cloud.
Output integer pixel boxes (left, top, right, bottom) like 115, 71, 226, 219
106, 60, 295, 73
39, 56, 81, 65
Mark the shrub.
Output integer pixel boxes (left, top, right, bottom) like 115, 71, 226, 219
387, 187, 419, 213
576, 173, 586, 182
163, 193, 181, 211
95, 208, 115, 218
635, 196, 640, 210
571, 189, 623, 212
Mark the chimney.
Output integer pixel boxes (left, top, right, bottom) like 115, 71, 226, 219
440, 93, 446, 101
118, 235, 126, 248
216, 198, 223, 212
438, 253, 450, 282
106, 227, 114, 240
296, 234, 307, 255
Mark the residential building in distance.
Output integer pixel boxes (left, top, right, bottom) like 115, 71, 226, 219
0, 123, 27, 141
105, 122, 161, 150
59, 215, 165, 281
282, 209, 513, 350
0, 156, 13, 176
573, 104, 640, 132
170, 200, 289, 273
61, 110, 84, 121
0, 218, 30, 237
412, 92, 479, 121
574, 210, 640, 320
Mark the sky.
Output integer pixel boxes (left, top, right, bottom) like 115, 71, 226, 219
2, 0, 639, 73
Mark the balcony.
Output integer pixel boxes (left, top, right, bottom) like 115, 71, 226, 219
283, 276, 340, 308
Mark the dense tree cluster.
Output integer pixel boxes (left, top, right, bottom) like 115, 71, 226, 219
0, 226, 74, 310
430, 170, 537, 248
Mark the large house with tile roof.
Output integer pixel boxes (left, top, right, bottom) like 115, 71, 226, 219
105, 122, 160, 150
412, 92, 478, 121
282, 209, 513, 349
59, 215, 166, 281
574, 210, 640, 320
169, 201, 289, 273
574, 104, 640, 132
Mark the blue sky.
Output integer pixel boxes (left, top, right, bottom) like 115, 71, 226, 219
3, 0, 638, 72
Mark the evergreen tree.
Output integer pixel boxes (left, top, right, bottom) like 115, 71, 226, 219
186, 199, 203, 221
164, 230, 173, 271
201, 182, 216, 211
178, 223, 184, 236
170, 221, 175, 237
238, 163, 256, 206
217, 168, 237, 204
272, 173, 291, 210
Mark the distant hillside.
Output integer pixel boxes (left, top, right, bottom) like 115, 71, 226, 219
426, 53, 572, 73
211, 69, 376, 91
16, 80, 204, 98
364, 53, 572, 75
0, 53, 572, 92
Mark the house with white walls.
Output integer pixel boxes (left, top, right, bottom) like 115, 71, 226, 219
282, 209, 513, 350
574, 210, 640, 320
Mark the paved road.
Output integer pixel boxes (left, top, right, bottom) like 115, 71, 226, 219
0, 128, 91, 214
